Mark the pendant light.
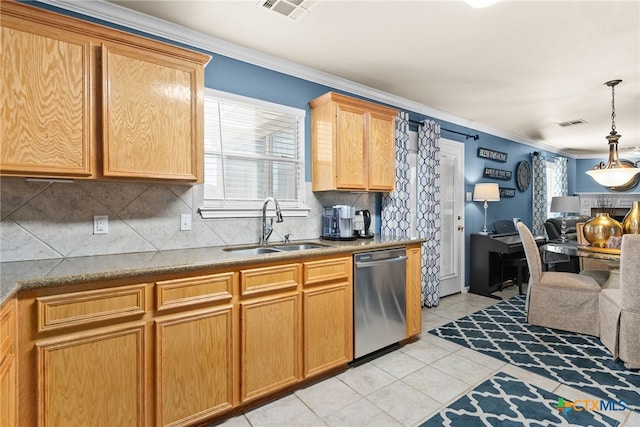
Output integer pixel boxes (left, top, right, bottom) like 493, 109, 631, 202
586, 80, 640, 188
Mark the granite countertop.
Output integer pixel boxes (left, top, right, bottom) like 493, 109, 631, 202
0, 237, 424, 305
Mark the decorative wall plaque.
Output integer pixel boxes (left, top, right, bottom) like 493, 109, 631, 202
483, 167, 512, 180
500, 187, 516, 198
478, 147, 507, 162
516, 161, 531, 191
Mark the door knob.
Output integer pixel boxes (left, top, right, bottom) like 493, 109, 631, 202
457, 225, 464, 231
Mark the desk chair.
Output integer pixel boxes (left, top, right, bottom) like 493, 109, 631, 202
517, 222, 601, 336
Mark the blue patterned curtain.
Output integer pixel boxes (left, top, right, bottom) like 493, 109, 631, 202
532, 153, 547, 235
554, 156, 568, 196
417, 120, 441, 307
381, 112, 411, 239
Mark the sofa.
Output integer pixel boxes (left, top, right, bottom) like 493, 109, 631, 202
544, 215, 591, 241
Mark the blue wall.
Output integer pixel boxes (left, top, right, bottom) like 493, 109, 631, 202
32, 1, 638, 289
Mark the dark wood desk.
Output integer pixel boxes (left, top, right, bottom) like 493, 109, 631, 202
470, 232, 546, 299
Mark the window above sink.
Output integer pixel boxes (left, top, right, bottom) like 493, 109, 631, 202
199, 89, 310, 219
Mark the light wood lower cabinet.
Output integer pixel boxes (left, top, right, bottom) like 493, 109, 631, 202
36, 323, 147, 427
155, 306, 236, 427
240, 293, 301, 402
239, 263, 302, 403
302, 257, 352, 377
14, 249, 422, 426
406, 244, 423, 338
0, 299, 17, 427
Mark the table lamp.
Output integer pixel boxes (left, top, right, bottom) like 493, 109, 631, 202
550, 196, 581, 242
473, 183, 500, 233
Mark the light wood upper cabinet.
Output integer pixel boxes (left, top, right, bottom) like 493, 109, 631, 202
0, 12, 93, 177
102, 43, 203, 181
310, 92, 398, 192
0, 1, 209, 183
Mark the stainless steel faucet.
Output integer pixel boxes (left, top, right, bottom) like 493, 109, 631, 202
261, 197, 284, 245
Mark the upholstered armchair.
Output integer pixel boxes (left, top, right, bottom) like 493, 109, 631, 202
599, 234, 640, 369
543, 215, 591, 241
517, 222, 601, 337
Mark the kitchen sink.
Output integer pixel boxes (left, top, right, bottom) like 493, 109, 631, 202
224, 247, 281, 256
274, 243, 328, 251
224, 242, 329, 255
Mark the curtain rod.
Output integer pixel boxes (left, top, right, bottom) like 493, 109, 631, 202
408, 119, 479, 141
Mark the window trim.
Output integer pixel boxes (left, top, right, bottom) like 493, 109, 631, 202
198, 89, 309, 219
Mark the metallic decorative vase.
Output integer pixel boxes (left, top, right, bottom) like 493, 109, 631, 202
583, 213, 623, 247
622, 200, 640, 234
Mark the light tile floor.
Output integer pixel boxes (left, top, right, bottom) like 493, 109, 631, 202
216, 285, 640, 427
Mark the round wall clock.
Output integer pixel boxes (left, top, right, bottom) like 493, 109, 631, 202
516, 161, 531, 192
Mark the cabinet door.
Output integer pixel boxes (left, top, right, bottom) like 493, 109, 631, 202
406, 245, 423, 337
1, 15, 93, 177
37, 324, 147, 427
240, 293, 301, 402
0, 300, 17, 427
303, 283, 352, 377
368, 111, 396, 191
335, 104, 367, 190
102, 43, 203, 182
155, 306, 236, 426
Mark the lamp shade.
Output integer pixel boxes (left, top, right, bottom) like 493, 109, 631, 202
473, 183, 500, 202
550, 196, 580, 213
586, 167, 640, 188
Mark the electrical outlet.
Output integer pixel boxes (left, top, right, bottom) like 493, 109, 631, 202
94, 215, 108, 234
180, 214, 192, 231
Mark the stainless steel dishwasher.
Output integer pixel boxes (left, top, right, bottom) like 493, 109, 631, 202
354, 248, 407, 359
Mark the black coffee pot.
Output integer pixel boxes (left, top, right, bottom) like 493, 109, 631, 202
356, 209, 372, 237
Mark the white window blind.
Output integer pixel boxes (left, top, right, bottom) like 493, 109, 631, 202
199, 89, 308, 218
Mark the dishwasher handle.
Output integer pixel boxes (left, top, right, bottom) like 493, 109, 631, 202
355, 255, 408, 268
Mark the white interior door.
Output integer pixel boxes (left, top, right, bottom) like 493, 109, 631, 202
407, 135, 465, 297
438, 139, 465, 296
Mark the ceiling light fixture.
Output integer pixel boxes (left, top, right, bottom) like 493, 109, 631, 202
585, 80, 640, 188
463, 0, 501, 8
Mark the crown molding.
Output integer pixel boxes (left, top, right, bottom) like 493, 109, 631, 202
34, 0, 575, 158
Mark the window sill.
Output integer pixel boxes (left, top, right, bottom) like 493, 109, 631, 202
198, 206, 311, 219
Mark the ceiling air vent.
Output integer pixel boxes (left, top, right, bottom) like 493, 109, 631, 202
557, 119, 588, 127
258, 0, 314, 20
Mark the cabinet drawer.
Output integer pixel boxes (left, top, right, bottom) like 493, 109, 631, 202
156, 273, 234, 311
240, 264, 300, 298
303, 257, 351, 287
37, 284, 147, 332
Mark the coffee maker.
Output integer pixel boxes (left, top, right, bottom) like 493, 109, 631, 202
321, 205, 356, 240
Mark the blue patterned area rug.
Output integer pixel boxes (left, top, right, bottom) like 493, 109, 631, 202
429, 295, 640, 412
420, 372, 620, 427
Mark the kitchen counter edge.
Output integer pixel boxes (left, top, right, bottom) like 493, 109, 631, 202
0, 238, 425, 305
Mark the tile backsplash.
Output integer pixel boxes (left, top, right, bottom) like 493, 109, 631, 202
0, 178, 376, 262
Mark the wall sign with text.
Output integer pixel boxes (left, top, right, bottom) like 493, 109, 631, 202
477, 147, 507, 162
500, 187, 516, 198
483, 167, 512, 180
